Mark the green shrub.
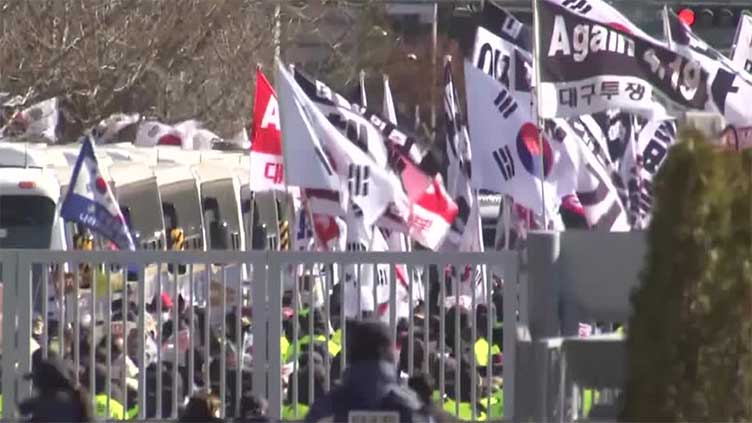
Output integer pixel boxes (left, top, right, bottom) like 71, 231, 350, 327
621, 130, 752, 421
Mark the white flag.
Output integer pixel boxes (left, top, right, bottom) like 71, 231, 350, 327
731, 13, 752, 75
382, 75, 398, 125
277, 61, 408, 228
464, 61, 560, 217
134, 120, 188, 148
277, 64, 341, 193
1, 97, 60, 142
342, 206, 386, 317
293, 70, 437, 202
92, 113, 140, 144
618, 118, 676, 229
551, 118, 630, 231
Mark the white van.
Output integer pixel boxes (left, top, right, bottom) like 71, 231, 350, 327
0, 143, 66, 250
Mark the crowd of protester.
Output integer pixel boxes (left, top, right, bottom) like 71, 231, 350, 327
14, 268, 507, 422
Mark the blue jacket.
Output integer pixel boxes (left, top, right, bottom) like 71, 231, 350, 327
305, 360, 431, 423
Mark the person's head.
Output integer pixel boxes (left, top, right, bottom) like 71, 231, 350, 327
287, 364, 327, 405
476, 303, 496, 337
298, 346, 325, 369
27, 353, 77, 393
181, 391, 221, 421
445, 306, 471, 345
399, 338, 426, 374
294, 309, 324, 338
241, 394, 268, 419
348, 319, 395, 363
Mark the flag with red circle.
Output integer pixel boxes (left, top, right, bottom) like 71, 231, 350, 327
60, 136, 135, 251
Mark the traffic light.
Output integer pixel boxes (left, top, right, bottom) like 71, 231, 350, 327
673, 4, 751, 29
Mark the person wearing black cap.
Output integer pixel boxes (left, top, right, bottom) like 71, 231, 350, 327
19, 354, 93, 422
305, 319, 432, 423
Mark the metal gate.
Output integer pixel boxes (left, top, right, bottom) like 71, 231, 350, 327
0, 249, 519, 422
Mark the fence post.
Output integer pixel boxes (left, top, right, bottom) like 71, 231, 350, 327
266, 251, 283, 421
503, 250, 522, 421
526, 231, 562, 339
251, 254, 269, 401
16, 253, 34, 405
1, 251, 19, 420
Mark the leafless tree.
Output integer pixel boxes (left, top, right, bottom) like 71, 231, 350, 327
1, 0, 435, 141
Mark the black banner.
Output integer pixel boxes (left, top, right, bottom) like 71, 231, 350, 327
540, 1, 710, 111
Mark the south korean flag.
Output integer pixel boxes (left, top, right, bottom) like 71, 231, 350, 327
61, 136, 136, 250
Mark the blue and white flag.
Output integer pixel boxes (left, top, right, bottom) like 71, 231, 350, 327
60, 136, 135, 250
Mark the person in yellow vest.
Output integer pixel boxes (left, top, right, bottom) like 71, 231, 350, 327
282, 363, 326, 421
286, 309, 341, 363
281, 333, 292, 363
474, 337, 502, 368
479, 388, 503, 419
86, 363, 127, 420
474, 303, 503, 368
95, 393, 125, 420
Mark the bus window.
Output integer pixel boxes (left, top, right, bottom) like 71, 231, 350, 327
118, 180, 164, 250
203, 198, 226, 250
0, 195, 55, 248
161, 180, 203, 246
201, 179, 241, 251
163, 203, 177, 235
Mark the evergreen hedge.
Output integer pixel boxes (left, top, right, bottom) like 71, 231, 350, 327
621, 130, 752, 421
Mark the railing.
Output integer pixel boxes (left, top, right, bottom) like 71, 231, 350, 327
0, 249, 519, 422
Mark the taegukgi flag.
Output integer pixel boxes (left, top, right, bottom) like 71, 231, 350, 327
61, 136, 135, 250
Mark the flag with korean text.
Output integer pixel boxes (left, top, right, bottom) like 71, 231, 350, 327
249, 67, 286, 192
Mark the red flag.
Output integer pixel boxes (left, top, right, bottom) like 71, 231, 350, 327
249, 67, 285, 192
408, 174, 459, 250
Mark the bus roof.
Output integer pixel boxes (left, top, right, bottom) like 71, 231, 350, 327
109, 162, 156, 187
0, 143, 48, 168
153, 163, 197, 186
192, 163, 236, 184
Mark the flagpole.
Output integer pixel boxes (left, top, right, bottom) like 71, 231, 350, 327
273, 2, 281, 64
430, 0, 438, 140
359, 70, 368, 108
532, 0, 548, 228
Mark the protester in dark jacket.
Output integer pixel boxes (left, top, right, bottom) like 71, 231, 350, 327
305, 320, 432, 423
19, 354, 93, 422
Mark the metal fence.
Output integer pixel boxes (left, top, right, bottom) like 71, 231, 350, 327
0, 249, 519, 422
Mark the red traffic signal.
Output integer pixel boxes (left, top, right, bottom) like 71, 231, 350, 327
678, 8, 695, 26
674, 5, 751, 28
